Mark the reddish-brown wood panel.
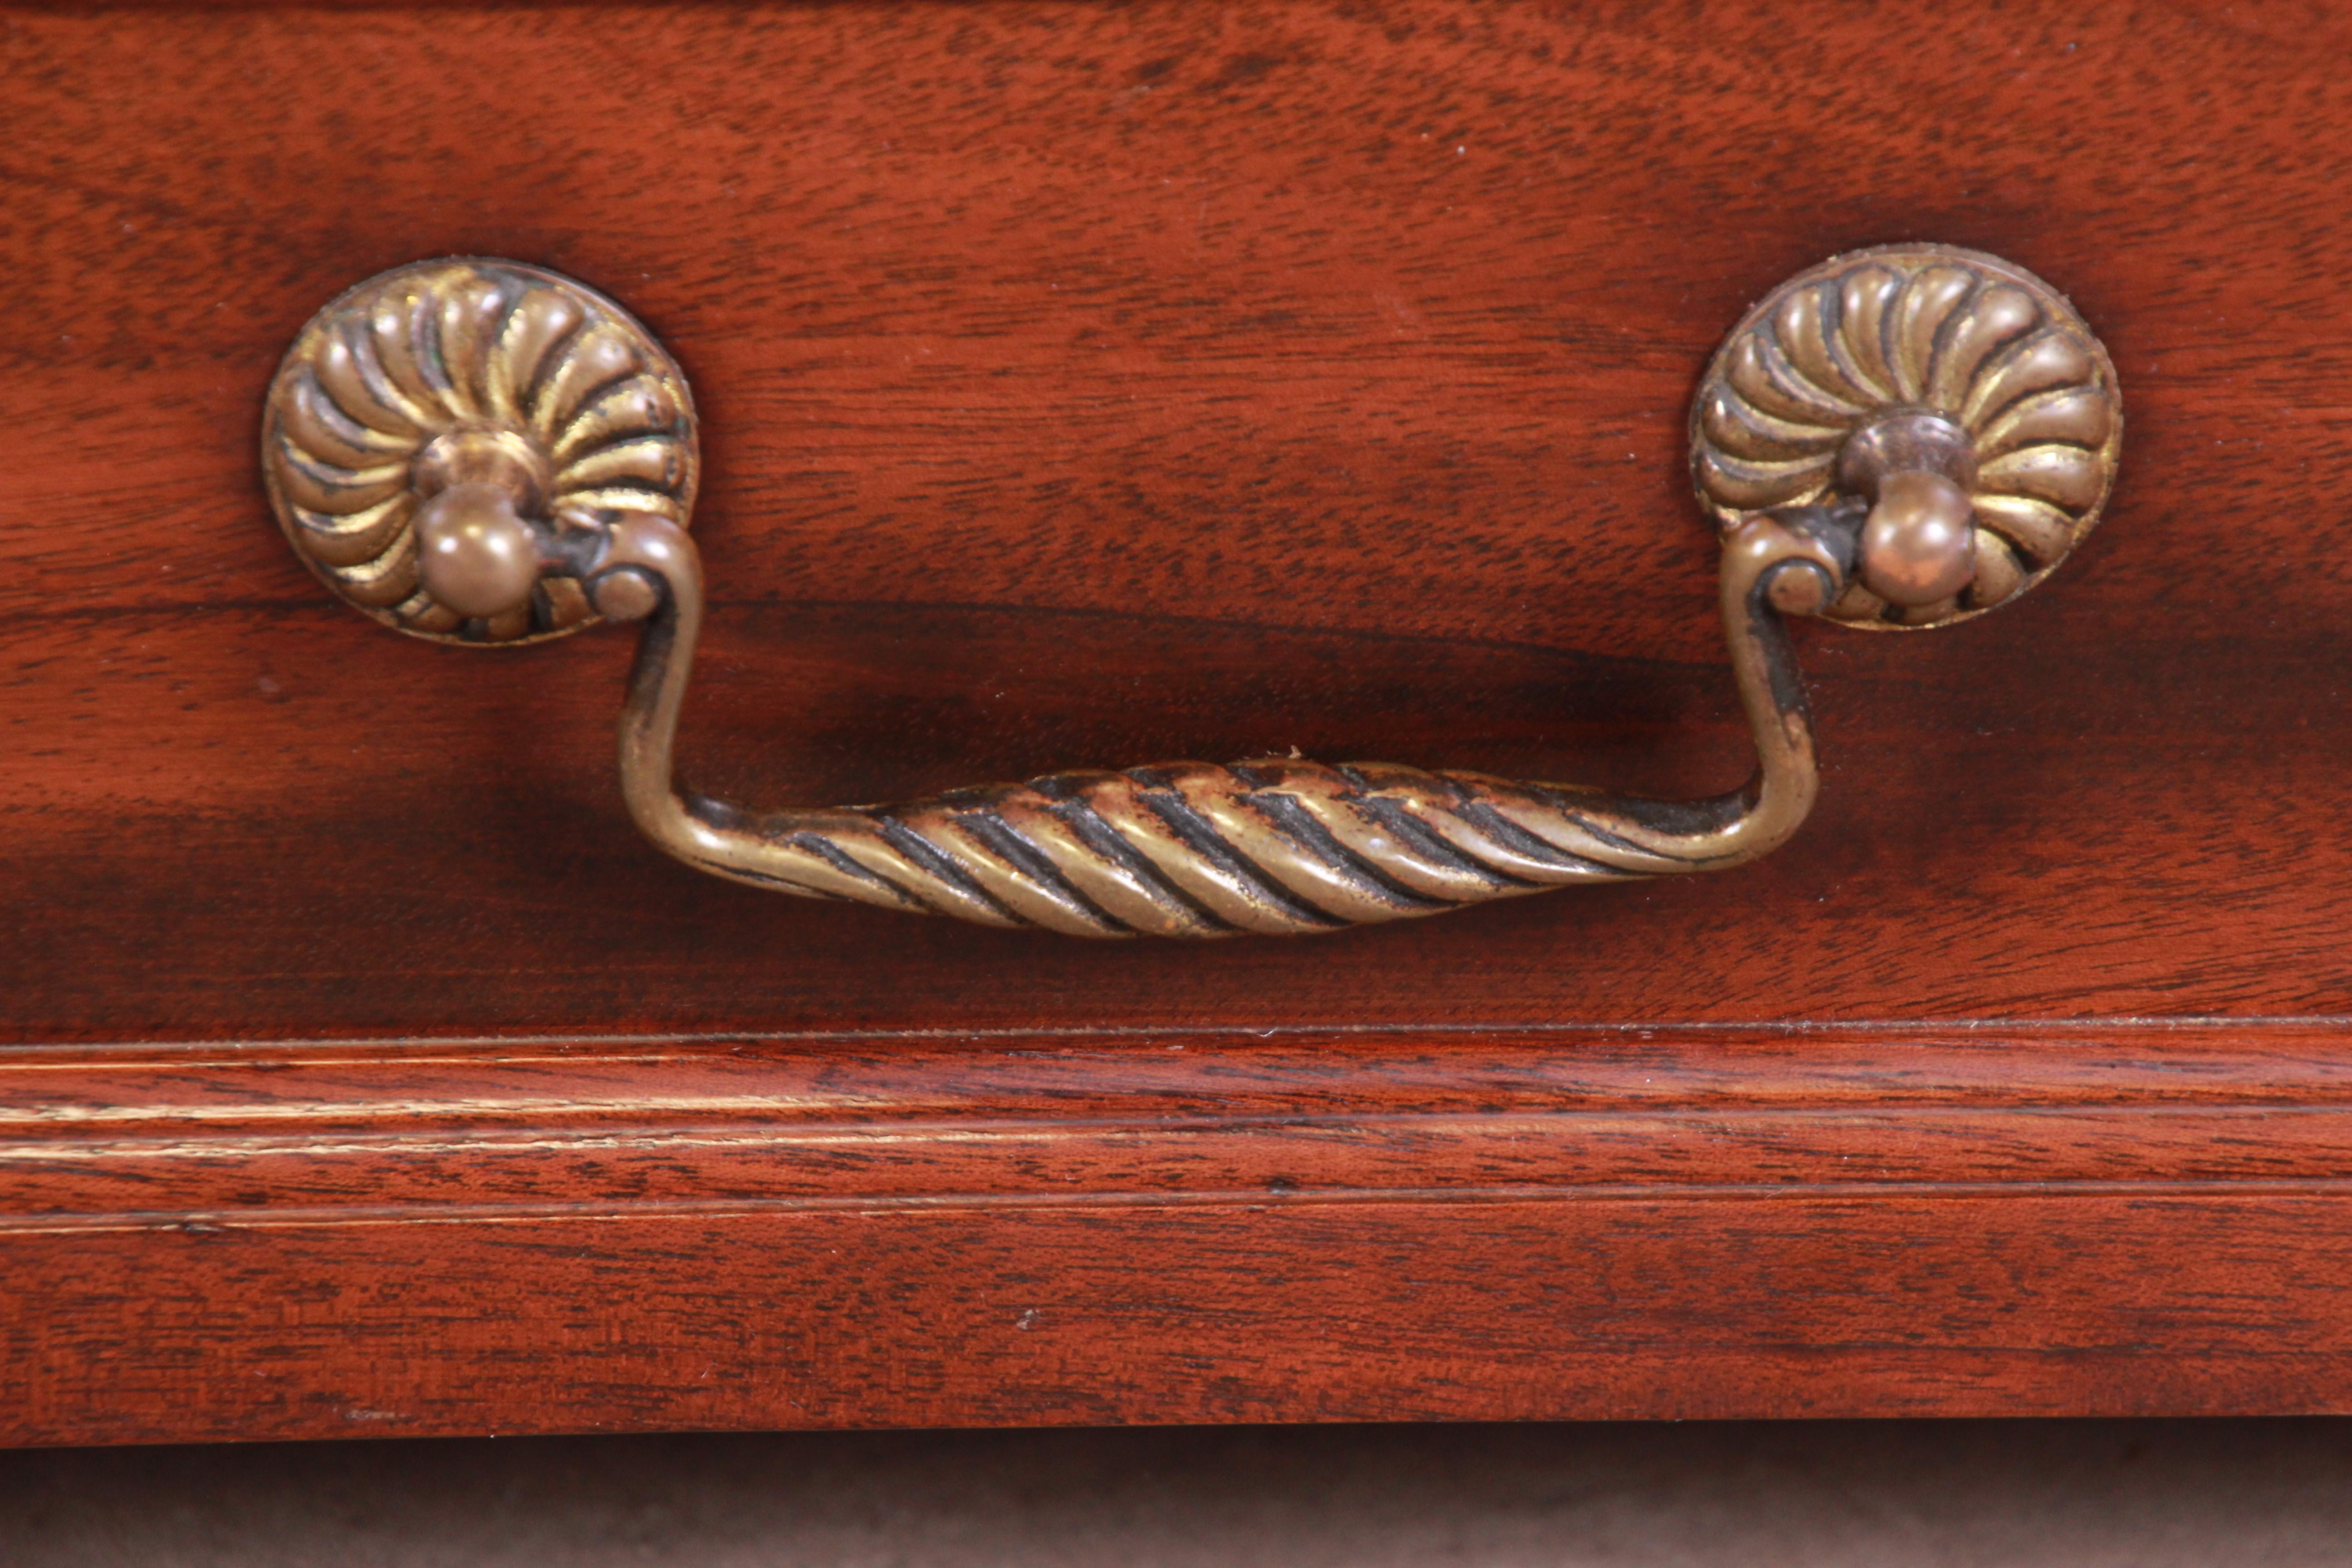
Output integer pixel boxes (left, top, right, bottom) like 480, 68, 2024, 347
10, 1, 2352, 1444
16, 1189, 2352, 1444
6, 1, 2352, 1037
7, 1024, 2352, 1443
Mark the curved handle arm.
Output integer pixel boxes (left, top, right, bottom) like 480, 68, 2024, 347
570, 502, 1861, 939
267, 251, 2117, 941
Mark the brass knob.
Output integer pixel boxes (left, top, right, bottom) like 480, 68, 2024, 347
264, 249, 2120, 938
1690, 244, 2122, 628
262, 259, 696, 645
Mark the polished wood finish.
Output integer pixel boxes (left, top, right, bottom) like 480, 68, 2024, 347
11, 1023, 2352, 1445
12, 0, 2352, 1036
6, 0, 2352, 1441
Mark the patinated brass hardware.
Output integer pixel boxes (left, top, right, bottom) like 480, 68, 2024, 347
1692, 245, 2122, 627
265, 249, 2120, 937
265, 260, 697, 644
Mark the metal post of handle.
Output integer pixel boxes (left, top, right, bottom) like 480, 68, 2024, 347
263, 247, 2121, 938
575, 501, 1848, 936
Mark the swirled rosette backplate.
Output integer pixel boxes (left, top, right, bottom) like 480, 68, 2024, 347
263, 259, 698, 643
1691, 245, 2121, 627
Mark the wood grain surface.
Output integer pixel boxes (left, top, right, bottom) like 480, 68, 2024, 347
11, 1022, 2352, 1445
8, 0, 2352, 1035
6, 0, 2352, 1440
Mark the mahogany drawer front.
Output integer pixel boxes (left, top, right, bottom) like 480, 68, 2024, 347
7, 0, 2352, 1443
15, 0, 2351, 1038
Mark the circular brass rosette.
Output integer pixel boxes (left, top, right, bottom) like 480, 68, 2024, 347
262, 258, 699, 645
1690, 245, 2122, 628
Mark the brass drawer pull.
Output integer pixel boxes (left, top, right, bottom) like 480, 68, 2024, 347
265, 247, 2119, 938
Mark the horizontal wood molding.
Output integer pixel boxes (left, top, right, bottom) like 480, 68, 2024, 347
16, 1022, 2352, 1216
8, 1022, 2352, 1443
